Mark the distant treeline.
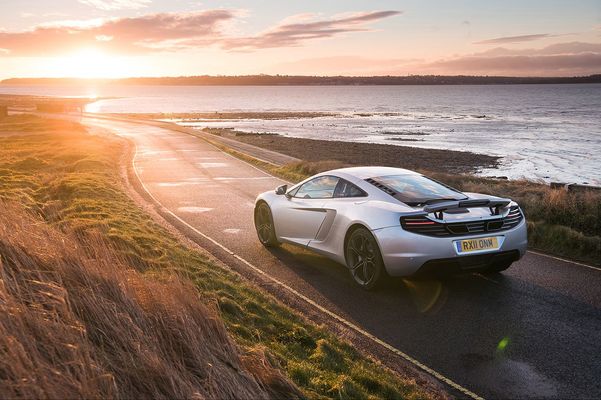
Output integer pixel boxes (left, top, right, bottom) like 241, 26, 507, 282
3, 74, 601, 86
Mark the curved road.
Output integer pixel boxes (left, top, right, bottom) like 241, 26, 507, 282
85, 116, 601, 400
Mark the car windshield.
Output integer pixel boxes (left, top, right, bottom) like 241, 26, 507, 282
370, 174, 467, 205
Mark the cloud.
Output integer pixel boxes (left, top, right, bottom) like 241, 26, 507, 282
273, 42, 601, 77
0, 10, 236, 56
0, 9, 400, 56
475, 41, 601, 56
415, 42, 601, 76
280, 42, 601, 76
78, 0, 151, 10
221, 10, 401, 50
422, 53, 601, 75
474, 33, 551, 45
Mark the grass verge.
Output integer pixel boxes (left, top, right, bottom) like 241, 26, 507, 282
0, 114, 434, 399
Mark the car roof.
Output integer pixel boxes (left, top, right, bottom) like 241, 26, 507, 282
326, 166, 421, 180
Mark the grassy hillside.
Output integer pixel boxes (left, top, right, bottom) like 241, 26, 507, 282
0, 203, 295, 399
0, 114, 433, 399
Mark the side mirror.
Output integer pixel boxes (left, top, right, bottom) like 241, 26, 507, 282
275, 184, 288, 195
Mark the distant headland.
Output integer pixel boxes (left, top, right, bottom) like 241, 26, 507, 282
2, 74, 601, 86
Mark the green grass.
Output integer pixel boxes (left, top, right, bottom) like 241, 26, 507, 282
0, 114, 432, 400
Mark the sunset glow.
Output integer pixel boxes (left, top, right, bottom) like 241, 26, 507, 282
44, 48, 136, 79
0, 0, 599, 78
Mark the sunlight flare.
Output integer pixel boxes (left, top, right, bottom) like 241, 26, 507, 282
46, 48, 138, 79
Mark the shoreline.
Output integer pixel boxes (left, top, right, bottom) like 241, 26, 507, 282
1, 94, 595, 183
203, 128, 500, 175
0, 94, 98, 112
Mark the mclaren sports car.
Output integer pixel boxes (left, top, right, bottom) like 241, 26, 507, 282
254, 166, 527, 289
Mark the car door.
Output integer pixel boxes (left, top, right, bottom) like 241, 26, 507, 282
272, 175, 340, 246
309, 179, 369, 256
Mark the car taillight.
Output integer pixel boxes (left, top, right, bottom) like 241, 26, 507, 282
400, 215, 449, 236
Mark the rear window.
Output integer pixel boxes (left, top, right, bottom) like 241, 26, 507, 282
368, 174, 466, 205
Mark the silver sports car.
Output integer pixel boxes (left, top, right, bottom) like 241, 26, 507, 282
254, 166, 527, 289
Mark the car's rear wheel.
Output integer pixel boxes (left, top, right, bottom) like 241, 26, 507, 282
254, 202, 279, 247
345, 227, 385, 290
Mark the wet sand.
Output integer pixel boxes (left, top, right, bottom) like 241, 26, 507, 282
207, 129, 500, 175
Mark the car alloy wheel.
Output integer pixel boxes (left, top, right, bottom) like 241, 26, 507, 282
346, 227, 384, 290
254, 202, 279, 247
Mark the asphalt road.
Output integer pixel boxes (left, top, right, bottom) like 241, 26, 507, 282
85, 116, 601, 400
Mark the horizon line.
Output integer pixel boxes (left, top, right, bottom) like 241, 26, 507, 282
2, 73, 601, 83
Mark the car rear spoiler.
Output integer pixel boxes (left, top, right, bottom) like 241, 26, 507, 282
421, 198, 511, 218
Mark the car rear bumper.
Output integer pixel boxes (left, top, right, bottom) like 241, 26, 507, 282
372, 219, 528, 277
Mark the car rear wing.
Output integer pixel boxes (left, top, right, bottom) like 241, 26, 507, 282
421, 198, 511, 219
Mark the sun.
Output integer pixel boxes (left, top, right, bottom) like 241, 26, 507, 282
46, 48, 138, 79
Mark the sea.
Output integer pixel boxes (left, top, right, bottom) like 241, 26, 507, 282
1, 83, 599, 184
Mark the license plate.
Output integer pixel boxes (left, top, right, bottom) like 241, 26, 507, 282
456, 237, 500, 253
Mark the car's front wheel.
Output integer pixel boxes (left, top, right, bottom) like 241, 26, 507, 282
345, 227, 385, 290
254, 202, 279, 247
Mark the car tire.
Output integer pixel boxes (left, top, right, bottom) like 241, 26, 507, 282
345, 227, 385, 290
484, 261, 512, 274
254, 202, 280, 247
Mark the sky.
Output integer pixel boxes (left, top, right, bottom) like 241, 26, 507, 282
0, 0, 600, 78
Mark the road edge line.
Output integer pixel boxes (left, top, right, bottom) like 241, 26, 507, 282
127, 136, 485, 400
528, 250, 600, 271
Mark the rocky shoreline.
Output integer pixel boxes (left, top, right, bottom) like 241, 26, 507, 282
204, 128, 500, 175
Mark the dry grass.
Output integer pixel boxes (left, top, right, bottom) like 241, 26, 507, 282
425, 172, 601, 236
0, 203, 300, 399
425, 172, 601, 263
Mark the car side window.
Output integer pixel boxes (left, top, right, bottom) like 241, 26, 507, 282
286, 186, 300, 197
334, 179, 367, 198
294, 176, 340, 199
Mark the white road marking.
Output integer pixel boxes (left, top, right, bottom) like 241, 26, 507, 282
528, 250, 600, 272
198, 162, 228, 168
214, 176, 274, 181
223, 228, 241, 234
157, 182, 205, 187
185, 177, 209, 182
177, 206, 213, 213
126, 138, 484, 400
140, 150, 171, 156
